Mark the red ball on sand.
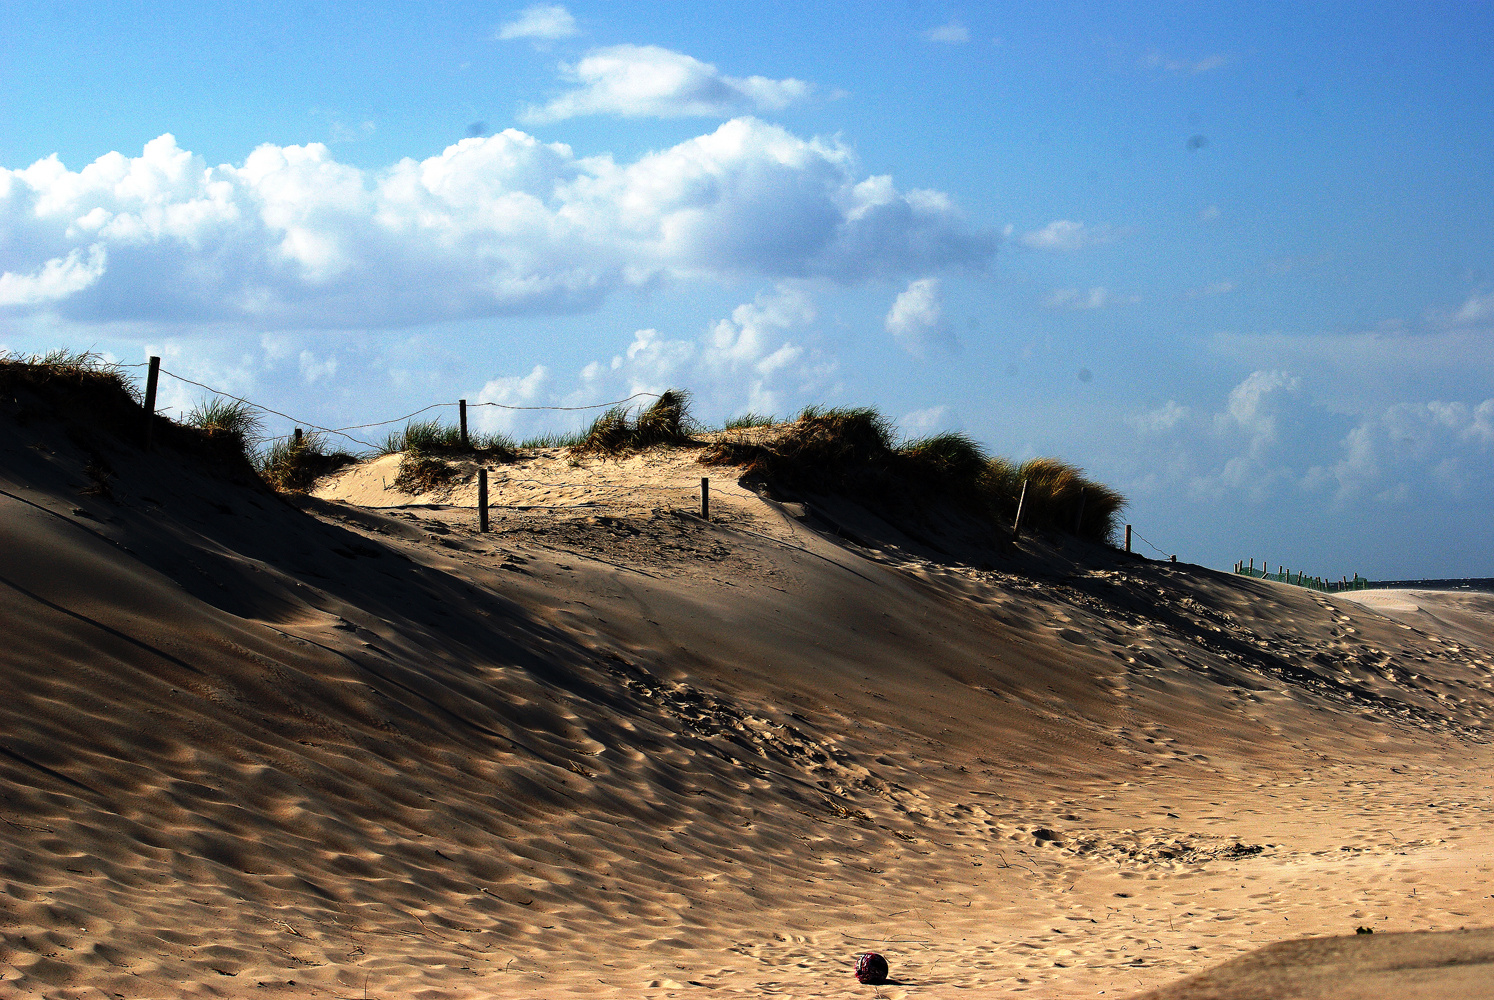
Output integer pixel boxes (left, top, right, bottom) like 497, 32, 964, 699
854, 951, 889, 984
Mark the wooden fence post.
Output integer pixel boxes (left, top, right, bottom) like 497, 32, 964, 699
478, 468, 489, 533
700, 477, 709, 520
1013, 479, 1029, 541
459, 399, 469, 448
294, 428, 303, 447
141, 356, 160, 450
1123, 523, 1131, 553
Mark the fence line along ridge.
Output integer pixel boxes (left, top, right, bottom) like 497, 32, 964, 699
149, 363, 663, 451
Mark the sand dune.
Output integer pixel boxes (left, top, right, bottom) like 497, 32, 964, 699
2, 403, 1492, 998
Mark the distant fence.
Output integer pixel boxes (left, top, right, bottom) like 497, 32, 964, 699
1233, 559, 1372, 593
124, 356, 660, 452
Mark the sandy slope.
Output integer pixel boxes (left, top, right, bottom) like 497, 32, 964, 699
1, 415, 1492, 999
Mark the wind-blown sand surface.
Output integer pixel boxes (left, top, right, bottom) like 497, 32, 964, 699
2, 409, 1491, 998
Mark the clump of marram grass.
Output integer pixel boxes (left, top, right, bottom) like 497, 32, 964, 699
379, 418, 516, 460
702, 403, 1127, 544
634, 389, 694, 445
0, 349, 138, 401
574, 389, 698, 456
257, 432, 357, 493
900, 431, 990, 489
517, 429, 587, 449
184, 398, 262, 459
700, 405, 898, 493
984, 456, 1126, 543
578, 405, 632, 454
392, 454, 459, 495
724, 412, 776, 430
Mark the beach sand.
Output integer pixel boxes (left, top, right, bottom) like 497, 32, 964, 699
2, 418, 1491, 998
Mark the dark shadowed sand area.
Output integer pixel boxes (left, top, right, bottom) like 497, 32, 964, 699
2, 385, 1492, 998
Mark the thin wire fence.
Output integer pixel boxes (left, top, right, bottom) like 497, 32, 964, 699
137, 362, 662, 453
1130, 527, 1172, 560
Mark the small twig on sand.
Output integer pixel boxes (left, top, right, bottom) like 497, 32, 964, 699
992, 850, 1035, 875
332, 972, 373, 1000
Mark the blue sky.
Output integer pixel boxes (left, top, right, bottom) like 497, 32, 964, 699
3, 2, 1492, 578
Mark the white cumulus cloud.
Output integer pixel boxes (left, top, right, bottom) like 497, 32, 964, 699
900, 405, 949, 435
703, 284, 814, 377
0, 124, 991, 329
576, 284, 832, 419
1216, 369, 1301, 458
1019, 220, 1116, 251
523, 45, 812, 121
498, 4, 578, 41
1129, 400, 1190, 434
1123, 361, 1494, 512
0, 245, 106, 305
473, 365, 551, 433
885, 277, 956, 357
1306, 397, 1494, 503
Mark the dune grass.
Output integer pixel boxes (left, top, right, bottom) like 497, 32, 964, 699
392, 455, 459, 495
0, 349, 137, 399
993, 457, 1126, 542
724, 412, 776, 430
574, 389, 697, 456
702, 404, 1126, 543
184, 398, 263, 459
378, 418, 517, 460
257, 432, 358, 493
516, 429, 588, 449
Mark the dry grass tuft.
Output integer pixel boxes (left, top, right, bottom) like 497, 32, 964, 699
517, 429, 588, 449
702, 406, 896, 492
724, 412, 776, 430
0, 349, 138, 399
634, 389, 695, 446
703, 405, 1126, 544
258, 433, 357, 493
901, 432, 990, 491
80, 456, 116, 499
379, 418, 516, 460
0, 351, 142, 425
576, 389, 697, 456
185, 398, 262, 460
987, 457, 1127, 542
392, 454, 458, 495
